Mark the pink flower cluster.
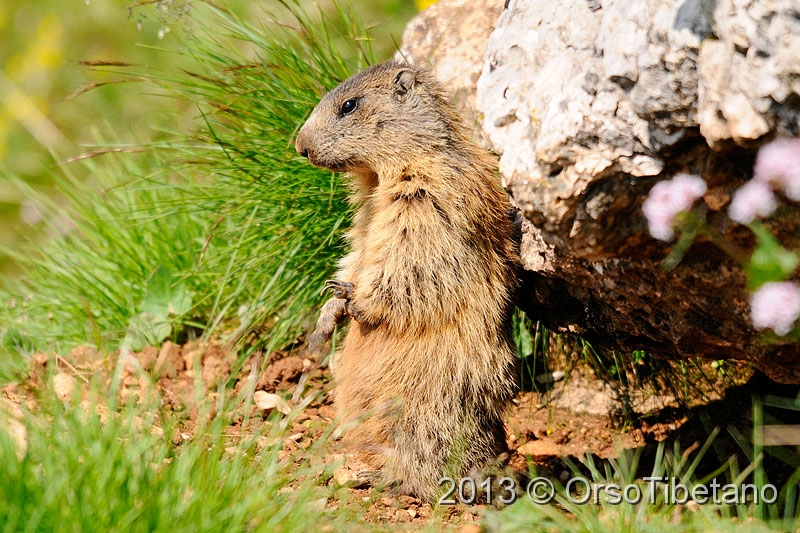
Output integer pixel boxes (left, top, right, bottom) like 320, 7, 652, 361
750, 281, 800, 336
642, 173, 707, 241
729, 137, 800, 224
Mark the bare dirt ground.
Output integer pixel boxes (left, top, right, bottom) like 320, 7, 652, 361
3, 338, 797, 529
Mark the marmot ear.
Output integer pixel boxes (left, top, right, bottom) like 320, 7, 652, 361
393, 69, 416, 98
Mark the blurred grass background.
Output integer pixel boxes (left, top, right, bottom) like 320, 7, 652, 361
0, 0, 422, 271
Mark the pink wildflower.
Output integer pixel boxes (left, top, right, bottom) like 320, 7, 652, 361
728, 179, 778, 224
753, 138, 800, 201
642, 173, 707, 241
750, 281, 800, 336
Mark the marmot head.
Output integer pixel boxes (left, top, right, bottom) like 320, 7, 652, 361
295, 60, 461, 181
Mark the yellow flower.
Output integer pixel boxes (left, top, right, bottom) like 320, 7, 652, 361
34, 14, 64, 70
34, 44, 63, 71
414, 0, 438, 11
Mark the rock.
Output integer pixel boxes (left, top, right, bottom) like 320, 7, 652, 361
332, 465, 370, 488
478, 0, 706, 240
0, 398, 27, 459
253, 390, 291, 415
79, 399, 110, 425
400, 0, 800, 382
329, 453, 372, 488
535, 370, 565, 384
550, 377, 613, 416
69, 345, 101, 367
318, 404, 336, 421
5, 417, 27, 460
697, 0, 800, 148
52, 373, 76, 402
259, 356, 305, 390
200, 343, 228, 391
137, 346, 160, 373
182, 341, 200, 371
133, 415, 165, 437
309, 498, 328, 514
517, 439, 559, 457
152, 341, 183, 378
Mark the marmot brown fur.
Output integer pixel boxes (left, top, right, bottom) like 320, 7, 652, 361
295, 60, 518, 502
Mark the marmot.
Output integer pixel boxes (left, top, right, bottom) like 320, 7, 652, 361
295, 60, 519, 502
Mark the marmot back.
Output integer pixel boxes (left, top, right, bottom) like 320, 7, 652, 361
296, 60, 519, 502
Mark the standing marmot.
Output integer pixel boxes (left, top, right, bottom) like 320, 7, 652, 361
295, 60, 518, 502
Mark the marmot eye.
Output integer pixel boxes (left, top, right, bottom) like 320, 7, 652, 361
340, 98, 359, 116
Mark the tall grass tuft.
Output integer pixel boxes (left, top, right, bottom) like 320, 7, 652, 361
0, 1, 378, 372
1, 151, 208, 358
153, 0, 378, 362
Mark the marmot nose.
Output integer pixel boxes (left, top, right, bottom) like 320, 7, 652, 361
295, 135, 310, 159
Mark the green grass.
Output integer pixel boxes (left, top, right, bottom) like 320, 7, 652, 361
0, 3, 383, 525
2, 151, 207, 354
152, 0, 376, 364
0, 372, 349, 532
484, 429, 799, 532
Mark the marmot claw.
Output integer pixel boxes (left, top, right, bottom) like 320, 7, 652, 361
356, 469, 382, 485
322, 279, 355, 300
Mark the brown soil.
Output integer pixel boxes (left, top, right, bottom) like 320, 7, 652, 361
3, 337, 797, 529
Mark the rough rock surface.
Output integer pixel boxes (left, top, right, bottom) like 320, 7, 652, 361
401, 0, 800, 382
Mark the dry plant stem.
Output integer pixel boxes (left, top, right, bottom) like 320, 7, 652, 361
55, 354, 90, 384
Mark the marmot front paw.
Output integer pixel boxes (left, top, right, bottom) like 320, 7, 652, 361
322, 279, 367, 323
322, 279, 355, 300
